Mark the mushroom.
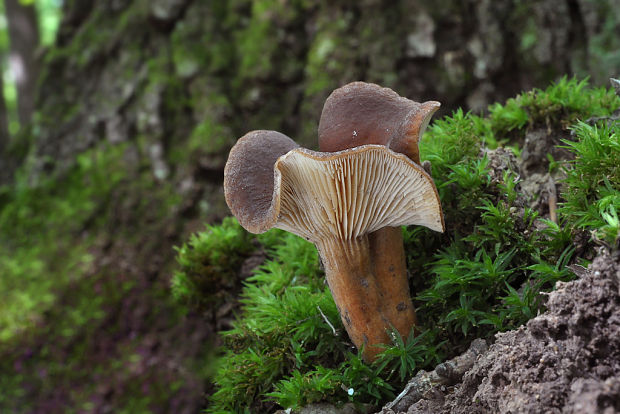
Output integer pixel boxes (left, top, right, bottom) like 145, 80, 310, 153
224, 129, 443, 361
318, 82, 443, 351
318, 81, 440, 164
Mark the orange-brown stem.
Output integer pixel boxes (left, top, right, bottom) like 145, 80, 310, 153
316, 236, 417, 362
365, 121, 426, 341
369, 226, 417, 332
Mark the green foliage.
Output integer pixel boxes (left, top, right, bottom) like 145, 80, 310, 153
374, 330, 443, 383
406, 78, 619, 346
34, 0, 63, 46
339, 352, 394, 404
172, 217, 255, 310
412, 164, 575, 341
236, 1, 279, 80
183, 78, 620, 412
599, 206, 620, 246
421, 108, 485, 172
267, 366, 341, 410
489, 76, 620, 138
488, 99, 529, 133
560, 121, 620, 247
207, 233, 345, 412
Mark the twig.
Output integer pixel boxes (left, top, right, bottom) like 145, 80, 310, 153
548, 176, 557, 224
387, 381, 416, 411
317, 305, 337, 336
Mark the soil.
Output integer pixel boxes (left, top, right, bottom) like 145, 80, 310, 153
515, 127, 572, 224
377, 249, 620, 414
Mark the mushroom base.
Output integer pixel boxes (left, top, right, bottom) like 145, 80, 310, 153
316, 235, 417, 362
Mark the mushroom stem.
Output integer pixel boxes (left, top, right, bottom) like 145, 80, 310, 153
316, 235, 416, 362
369, 226, 418, 331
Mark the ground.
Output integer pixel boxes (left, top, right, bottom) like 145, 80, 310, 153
379, 249, 620, 414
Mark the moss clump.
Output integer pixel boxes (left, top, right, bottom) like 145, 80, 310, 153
488, 76, 620, 138
172, 217, 255, 311
175, 77, 620, 412
560, 121, 620, 247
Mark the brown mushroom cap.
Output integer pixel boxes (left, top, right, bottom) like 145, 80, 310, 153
318, 81, 440, 163
224, 130, 299, 233
225, 138, 443, 240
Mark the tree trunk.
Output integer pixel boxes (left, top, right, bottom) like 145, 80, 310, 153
0, 61, 9, 157
4, 0, 40, 125
31, 0, 620, 183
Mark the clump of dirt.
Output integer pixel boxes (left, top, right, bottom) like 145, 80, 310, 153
483, 147, 520, 187
379, 249, 620, 414
482, 143, 561, 225
515, 128, 572, 224
519, 128, 572, 177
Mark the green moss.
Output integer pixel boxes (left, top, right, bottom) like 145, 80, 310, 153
0, 269, 182, 413
489, 76, 620, 138
305, 33, 341, 97
421, 108, 487, 170
44, 2, 148, 70
172, 217, 255, 311
180, 87, 235, 164
560, 121, 620, 246
171, 1, 236, 78
236, 1, 278, 81
200, 229, 441, 413
519, 16, 538, 52
188, 118, 231, 155
267, 367, 342, 410
0, 142, 148, 411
